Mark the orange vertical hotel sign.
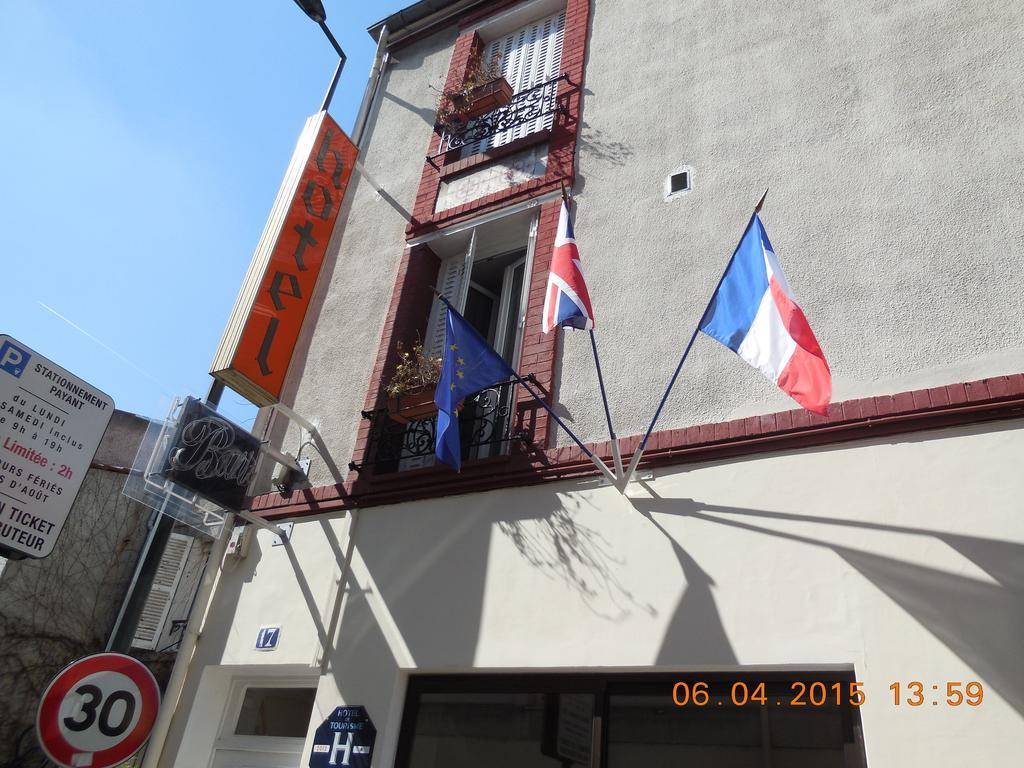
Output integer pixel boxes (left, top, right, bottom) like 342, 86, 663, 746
211, 112, 358, 405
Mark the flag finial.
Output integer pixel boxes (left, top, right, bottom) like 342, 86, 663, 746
754, 187, 769, 214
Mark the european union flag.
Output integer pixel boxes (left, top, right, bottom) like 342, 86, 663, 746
434, 298, 515, 471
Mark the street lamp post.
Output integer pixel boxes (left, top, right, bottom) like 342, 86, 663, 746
293, 0, 348, 111
290, 1, 412, 221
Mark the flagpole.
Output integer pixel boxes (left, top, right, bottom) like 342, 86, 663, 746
622, 188, 769, 486
513, 371, 620, 486
561, 184, 623, 479
589, 330, 623, 478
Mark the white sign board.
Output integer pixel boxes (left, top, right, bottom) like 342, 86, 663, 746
0, 335, 113, 558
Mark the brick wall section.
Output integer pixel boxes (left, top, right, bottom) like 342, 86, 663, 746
350, 244, 441, 470
513, 198, 562, 448
408, 32, 485, 228
252, 374, 1024, 520
404, 0, 593, 237
353, 0, 595, 483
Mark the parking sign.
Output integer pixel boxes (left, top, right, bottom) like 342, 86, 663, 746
0, 335, 113, 558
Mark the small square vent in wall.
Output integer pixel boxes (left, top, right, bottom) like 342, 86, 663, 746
665, 166, 693, 201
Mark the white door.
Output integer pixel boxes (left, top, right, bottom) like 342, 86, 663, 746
208, 680, 316, 768
210, 748, 303, 768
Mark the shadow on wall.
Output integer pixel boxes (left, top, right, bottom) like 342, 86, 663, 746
631, 491, 1024, 717
160, 526, 264, 758
382, 90, 438, 129
636, 509, 739, 666
498, 496, 657, 622
577, 119, 634, 168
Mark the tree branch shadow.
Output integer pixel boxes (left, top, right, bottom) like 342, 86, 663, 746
497, 496, 657, 622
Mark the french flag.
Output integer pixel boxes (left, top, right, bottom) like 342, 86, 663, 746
699, 214, 832, 415
542, 199, 595, 333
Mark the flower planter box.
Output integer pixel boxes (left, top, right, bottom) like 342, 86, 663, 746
387, 386, 439, 425
451, 77, 514, 119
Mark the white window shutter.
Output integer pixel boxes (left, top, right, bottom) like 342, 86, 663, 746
131, 533, 193, 651
468, 10, 566, 155
425, 235, 476, 356
426, 256, 466, 356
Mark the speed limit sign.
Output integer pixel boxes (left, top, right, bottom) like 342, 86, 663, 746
36, 653, 160, 768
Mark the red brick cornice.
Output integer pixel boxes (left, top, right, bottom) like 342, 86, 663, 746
248, 374, 1024, 521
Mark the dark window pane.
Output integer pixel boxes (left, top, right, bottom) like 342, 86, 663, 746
607, 680, 857, 768
607, 693, 761, 768
406, 692, 593, 768
499, 262, 525, 364
670, 171, 690, 193
234, 687, 316, 737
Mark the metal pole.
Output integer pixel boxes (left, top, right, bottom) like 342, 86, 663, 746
140, 512, 236, 768
236, 509, 289, 539
623, 189, 769, 485
319, 55, 345, 113
205, 379, 225, 409
513, 373, 618, 486
316, 21, 347, 113
589, 330, 623, 479
560, 186, 622, 479
319, 21, 347, 61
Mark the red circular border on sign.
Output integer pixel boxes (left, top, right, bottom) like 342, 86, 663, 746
36, 653, 161, 768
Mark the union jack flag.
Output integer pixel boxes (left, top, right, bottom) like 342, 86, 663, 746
542, 199, 595, 333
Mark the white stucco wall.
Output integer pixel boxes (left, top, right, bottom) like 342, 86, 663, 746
267, 0, 1024, 477
556, 0, 1024, 445
166, 418, 1024, 766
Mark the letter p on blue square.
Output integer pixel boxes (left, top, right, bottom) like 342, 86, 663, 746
0, 341, 30, 378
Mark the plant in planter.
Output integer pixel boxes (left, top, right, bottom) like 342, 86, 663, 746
433, 50, 511, 134
384, 341, 444, 424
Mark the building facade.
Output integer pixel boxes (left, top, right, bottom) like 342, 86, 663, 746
160, 1, 1024, 766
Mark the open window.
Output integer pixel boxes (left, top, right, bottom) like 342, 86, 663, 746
425, 209, 537, 369
356, 207, 540, 475
397, 208, 538, 470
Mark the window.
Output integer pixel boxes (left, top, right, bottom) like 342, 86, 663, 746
394, 209, 538, 471
426, 213, 536, 367
397, 679, 595, 768
234, 687, 317, 738
211, 677, 318, 768
395, 672, 867, 768
664, 166, 694, 201
459, 9, 567, 157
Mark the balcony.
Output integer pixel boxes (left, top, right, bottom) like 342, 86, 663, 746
350, 378, 534, 474
428, 74, 569, 168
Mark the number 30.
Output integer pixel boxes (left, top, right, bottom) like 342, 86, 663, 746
63, 684, 136, 737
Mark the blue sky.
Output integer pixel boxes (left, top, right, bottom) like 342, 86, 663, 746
0, 1, 407, 428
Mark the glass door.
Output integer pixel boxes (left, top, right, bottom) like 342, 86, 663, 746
464, 252, 526, 461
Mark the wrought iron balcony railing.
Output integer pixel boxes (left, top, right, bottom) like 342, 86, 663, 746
428, 74, 569, 167
349, 378, 533, 474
